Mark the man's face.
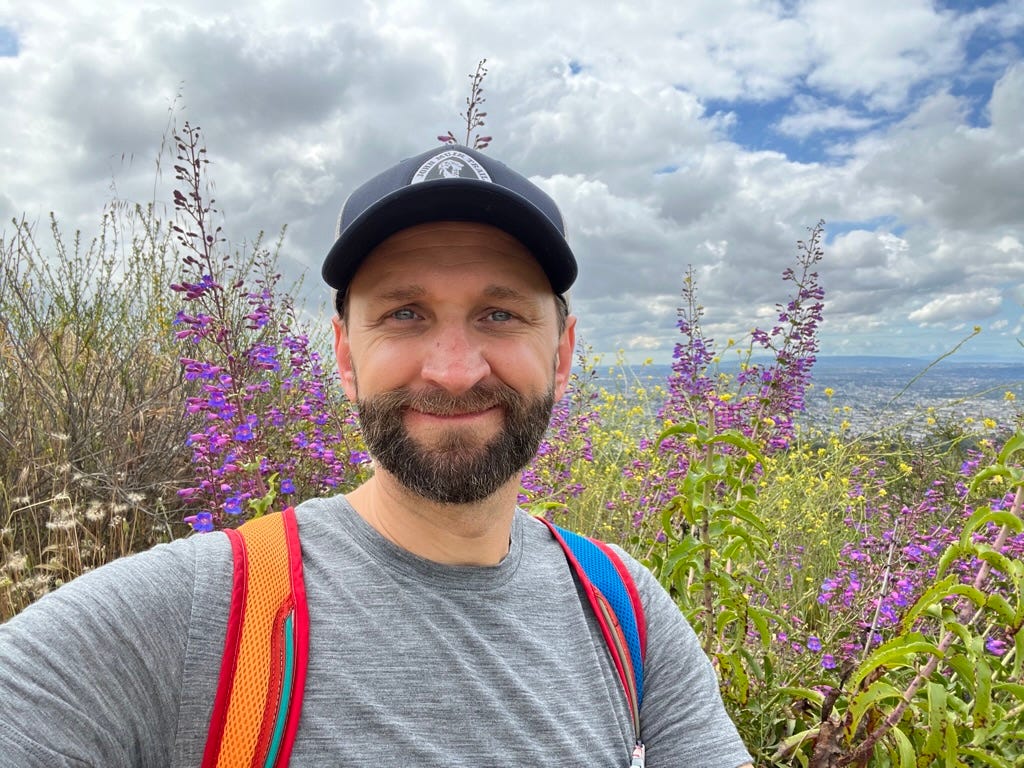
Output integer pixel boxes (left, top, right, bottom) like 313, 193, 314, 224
333, 222, 576, 504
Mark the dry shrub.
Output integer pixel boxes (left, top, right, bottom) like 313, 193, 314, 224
1, 204, 193, 619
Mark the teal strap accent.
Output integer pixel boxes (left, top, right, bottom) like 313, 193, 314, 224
263, 612, 296, 768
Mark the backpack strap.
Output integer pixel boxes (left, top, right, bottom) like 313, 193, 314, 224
536, 517, 647, 743
202, 507, 309, 768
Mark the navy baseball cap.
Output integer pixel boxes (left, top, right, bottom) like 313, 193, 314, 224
322, 144, 577, 296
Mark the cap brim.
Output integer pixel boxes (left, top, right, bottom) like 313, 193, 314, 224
321, 179, 577, 295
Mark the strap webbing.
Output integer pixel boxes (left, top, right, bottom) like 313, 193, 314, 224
201, 508, 308, 768
536, 517, 647, 740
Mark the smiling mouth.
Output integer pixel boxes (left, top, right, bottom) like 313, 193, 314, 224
410, 405, 500, 419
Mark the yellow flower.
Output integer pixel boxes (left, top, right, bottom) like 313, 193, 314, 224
1005, 391, 1016, 402
983, 418, 997, 430
824, 387, 834, 398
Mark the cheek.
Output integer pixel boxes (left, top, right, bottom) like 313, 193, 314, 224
348, 342, 423, 393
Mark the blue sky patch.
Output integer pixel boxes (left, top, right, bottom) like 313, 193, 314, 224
0, 27, 18, 57
825, 216, 905, 244
935, 0, 1003, 9
704, 96, 853, 165
948, 23, 1022, 128
569, 59, 583, 75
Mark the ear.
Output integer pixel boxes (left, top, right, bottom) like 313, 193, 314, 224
553, 314, 576, 401
332, 315, 358, 402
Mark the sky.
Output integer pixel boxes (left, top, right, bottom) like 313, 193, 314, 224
1, 0, 1023, 364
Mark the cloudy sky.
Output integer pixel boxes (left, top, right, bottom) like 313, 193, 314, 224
2, 1, 1023, 364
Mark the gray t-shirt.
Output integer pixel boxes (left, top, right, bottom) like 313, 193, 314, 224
0, 496, 752, 767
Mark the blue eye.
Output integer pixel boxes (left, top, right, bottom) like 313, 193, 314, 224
489, 310, 513, 322
391, 308, 418, 321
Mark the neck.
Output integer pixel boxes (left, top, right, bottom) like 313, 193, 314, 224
345, 471, 520, 566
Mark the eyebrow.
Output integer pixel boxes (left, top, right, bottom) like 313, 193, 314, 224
481, 285, 539, 305
370, 284, 542, 306
373, 285, 426, 303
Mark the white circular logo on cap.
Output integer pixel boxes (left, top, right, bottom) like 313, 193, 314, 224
411, 150, 492, 184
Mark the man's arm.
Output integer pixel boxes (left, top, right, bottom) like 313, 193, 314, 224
0, 541, 201, 767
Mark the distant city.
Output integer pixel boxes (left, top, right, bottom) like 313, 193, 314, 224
589, 356, 1024, 437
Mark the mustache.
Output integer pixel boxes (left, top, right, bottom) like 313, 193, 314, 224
361, 382, 524, 416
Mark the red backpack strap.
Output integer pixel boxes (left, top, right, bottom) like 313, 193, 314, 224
202, 507, 309, 768
536, 517, 647, 743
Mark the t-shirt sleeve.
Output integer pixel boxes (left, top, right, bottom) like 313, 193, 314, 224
0, 537, 214, 768
618, 548, 754, 768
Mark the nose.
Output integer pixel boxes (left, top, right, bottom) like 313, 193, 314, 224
419, 325, 492, 395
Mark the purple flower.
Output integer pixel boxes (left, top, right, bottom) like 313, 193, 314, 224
806, 636, 822, 653
821, 654, 837, 669
184, 511, 214, 533
985, 638, 1007, 656
280, 478, 295, 494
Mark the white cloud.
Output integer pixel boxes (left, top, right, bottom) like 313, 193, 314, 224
801, 0, 966, 111
908, 289, 1004, 325
776, 96, 879, 139
1, 0, 1022, 363
993, 234, 1023, 253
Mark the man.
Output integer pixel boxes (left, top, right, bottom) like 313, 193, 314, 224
0, 145, 753, 767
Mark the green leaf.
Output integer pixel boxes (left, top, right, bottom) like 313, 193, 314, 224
1013, 625, 1024, 684
942, 719, 958, 768
935, 543, 966, 579
846, 680, 904, 739
973, 654, 993, 729
959, 747, 1012, 768
657, 421, 703, 447
778, 686, 826, 706
976, 548, 1016, 578
707, 429, 764, 461
664, 536, 699, 574
747, 605, 772, 648
942, 620, 975, 649
996, 431, 1024, 465
901, 574, 958, 631
969, 468, 1014, 495
739, 646, 766, 683
849, 633, 942, 691
723, 504, 769, 535
923, 681, 946, 757
889, 726, 917, 768
992, 681, 1024, 700
715, 607, 739, 636
979, 510, 1023, 534
946, 654, 976, 696
984, 593, 1017, 625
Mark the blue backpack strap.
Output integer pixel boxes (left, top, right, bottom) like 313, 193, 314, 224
536, 517, 647, 743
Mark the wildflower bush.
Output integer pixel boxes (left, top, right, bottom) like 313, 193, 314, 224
168, 122, 369, 531
3, 94, 1023, 764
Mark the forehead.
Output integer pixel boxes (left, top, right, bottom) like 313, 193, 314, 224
348, 221, 553, 296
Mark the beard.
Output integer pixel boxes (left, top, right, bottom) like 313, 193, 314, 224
356, 381, 554, 505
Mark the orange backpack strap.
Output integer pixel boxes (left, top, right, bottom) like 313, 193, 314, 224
202, 507, 309, 768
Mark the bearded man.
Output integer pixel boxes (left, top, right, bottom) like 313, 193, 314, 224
0, 144, 753, 768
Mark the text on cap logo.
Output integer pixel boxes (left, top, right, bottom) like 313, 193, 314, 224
411, 150, 492, 184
